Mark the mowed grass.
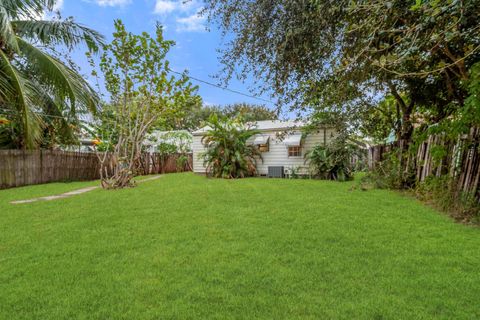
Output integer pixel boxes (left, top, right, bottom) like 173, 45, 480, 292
1, 173, 479, 319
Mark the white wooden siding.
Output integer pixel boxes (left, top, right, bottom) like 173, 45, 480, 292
192, 128, 336, 175
192, 135, 207, 173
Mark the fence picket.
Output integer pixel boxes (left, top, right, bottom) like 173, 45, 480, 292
0, 150, 192, 189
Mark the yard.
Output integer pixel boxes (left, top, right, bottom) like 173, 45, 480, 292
1, 173, 479, 319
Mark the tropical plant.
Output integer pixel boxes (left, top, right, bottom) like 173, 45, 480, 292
0, 0, 104, 148
305, 135, 360, 181
201, 114, 261, 178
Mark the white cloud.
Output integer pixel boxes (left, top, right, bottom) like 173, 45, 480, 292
178, 0, 199, 12
176, 13, 205, 32
154, 0, 199, 15
94, 0, 131, 7
154, 1, 177, 14
153, 0, 205, 32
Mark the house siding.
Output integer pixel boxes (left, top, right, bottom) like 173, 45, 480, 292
192, 135, 207, 173
192, 128, 336, 175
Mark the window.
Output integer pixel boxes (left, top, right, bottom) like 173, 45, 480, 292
258, 143, 269, 152
288, 146, 301, 157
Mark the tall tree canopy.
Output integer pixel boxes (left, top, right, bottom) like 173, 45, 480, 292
193, 103, 278, 127
203, 0, 480, 140
155, 102, 277, 131
0, 0, 104, 149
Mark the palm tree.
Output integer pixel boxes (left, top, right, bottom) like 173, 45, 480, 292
201, 114, 262, 178
0, 0, 104, 148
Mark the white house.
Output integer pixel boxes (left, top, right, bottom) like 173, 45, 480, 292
192, 120, 336, 177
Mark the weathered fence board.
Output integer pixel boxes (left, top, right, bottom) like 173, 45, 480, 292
368, 128, 480, 200
0, 150, 192, 189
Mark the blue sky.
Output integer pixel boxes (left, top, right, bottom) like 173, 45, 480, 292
54, 0, 276, 110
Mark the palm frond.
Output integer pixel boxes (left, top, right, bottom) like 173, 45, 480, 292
0, 49, 42, 148
0, 6, 19, 52
0, 0, 56, 20
0, 68, 16, 100
12, 18, 105, 53
17, 37, 99, 115
35, 87, 78, 144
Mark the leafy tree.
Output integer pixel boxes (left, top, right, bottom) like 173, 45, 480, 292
429, 61, 480, 138
91, 20, 199, 188
196, 103, 277, 127
219, 103, 278, 122
0, 0, 104, 148
203, 0, 480, 141
360, 95, 402, 144
201, 114, 261, 178
155, 102, 277, 131
153, 94, 202, 131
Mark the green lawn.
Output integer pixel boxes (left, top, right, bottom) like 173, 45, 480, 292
1, 173, 479, 319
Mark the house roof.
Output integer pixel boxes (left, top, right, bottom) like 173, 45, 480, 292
192, 120, 307, 136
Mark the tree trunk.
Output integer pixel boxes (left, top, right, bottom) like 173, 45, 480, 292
400, 100, 414, 142
387, 80, 414, 143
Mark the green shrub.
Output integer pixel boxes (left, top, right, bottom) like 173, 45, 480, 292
176, 154, 190, 171
416, 176, 480, 222
157, 142, 177, 155
305, 136, 360, 181
363, 148, 416, 190
287, 166, 302, 179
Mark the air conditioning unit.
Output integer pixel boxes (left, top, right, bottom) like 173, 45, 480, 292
268, 166, 284, 178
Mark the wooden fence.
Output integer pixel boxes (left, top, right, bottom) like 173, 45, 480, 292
368, 127, 480, 198
0, 150, 192, 189
137, 152, 192, 175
